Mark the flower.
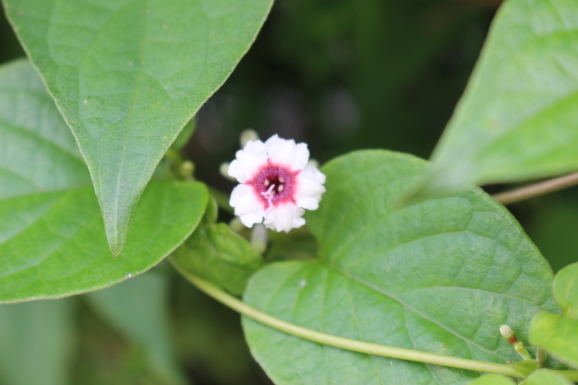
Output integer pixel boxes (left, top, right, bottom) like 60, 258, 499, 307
228, 135, 326, 232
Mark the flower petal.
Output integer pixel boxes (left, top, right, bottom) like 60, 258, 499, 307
227, 159, 245, 182
228, 140, 268, 182
295, 166, 327, 199
239, 212, 265, 228
230, 184, 265, 217
265, 135, 309, 171
294, 143, 309, 170
297, 196, 321, 210
263, 203, 305, 232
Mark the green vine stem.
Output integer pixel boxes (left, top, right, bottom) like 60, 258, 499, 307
171, 262, 578, 381
493, 172, 578, 205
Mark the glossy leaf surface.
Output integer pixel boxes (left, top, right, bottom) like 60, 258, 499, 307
4, 0, 272, 254
243, 151, 557, 385
0, 60, 208, 303
426, 0, 578, 191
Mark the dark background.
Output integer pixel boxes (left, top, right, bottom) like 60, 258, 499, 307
2, 0, 577, 384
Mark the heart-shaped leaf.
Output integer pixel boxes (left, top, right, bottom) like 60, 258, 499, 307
530, 262, 578, 368
3, 0, 272, 254
243, 151, 557, 385
0, 60, 208, 303
425, 0, 578, 192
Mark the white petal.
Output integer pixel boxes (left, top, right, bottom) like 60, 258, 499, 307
228, 140, 268, 182
297, 196, 320, 210
227, 160, 245, 182
239, 212, 264, 228
263, 203, 304, 232
292, 216, 306, 229
230, 184, 264, 217
229, 184, 248, 207
265, 135, 298, 169
301, 165, 326, 184
295, 166, 326, 200
294, 143, 310, 170
243, 139, 267, 157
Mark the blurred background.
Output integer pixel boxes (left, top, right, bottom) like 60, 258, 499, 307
2, 0, 576, 384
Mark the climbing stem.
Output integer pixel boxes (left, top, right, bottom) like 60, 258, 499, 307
493, 172, 578, 205
172, 262, 578, 381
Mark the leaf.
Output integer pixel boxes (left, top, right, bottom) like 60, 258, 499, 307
522, 369, 573, 385
0, 299, 75, 385
424, 0, 578, 192
530, 262, 578, 368
86, 271, 185, 385
0, 59, 208, 303
3, 0, 273, 255
468, 375, 515, 385
171, 219, 263, 296
553, 262, 578, 317
243, 150, 557, 385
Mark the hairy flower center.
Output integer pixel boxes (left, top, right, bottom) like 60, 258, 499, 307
248, 162, 297, 209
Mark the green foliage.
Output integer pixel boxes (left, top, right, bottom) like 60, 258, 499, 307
0, 60, 208, 303
86, 271, 186, 385
552, 262, 578, 317
468, 370, 573, 385
1, 0, 578, 383
243, 151, 557, 385
171, 208, 263, 296
426, 0, 578, 192
3, 0, 273, 254
530, 262, 578, 368
0, 299, 75, 385
468, 374, 515, 385
522, 369, 573, 385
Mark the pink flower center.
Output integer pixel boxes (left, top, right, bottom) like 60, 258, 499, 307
247, 161, 298, 210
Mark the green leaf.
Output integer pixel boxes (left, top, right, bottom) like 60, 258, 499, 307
468, 375, 515, 385
553, 262, 578, 317
522, 369, 573, 385
171, 220, 263, 296
425, 0, 578, 192
243, 150, 557, 385
3, 0, 273, 255
530, 262, 578, 368
86, 271, 185, 385
0, 59, 208, 303
530, 313, 578, 369
0, 299, 75, 385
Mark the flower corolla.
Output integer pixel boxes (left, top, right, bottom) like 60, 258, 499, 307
228, 135, 326, 232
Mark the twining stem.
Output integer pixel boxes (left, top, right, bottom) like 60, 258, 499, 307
492, 172, 578, 205
171, 262, 578, 381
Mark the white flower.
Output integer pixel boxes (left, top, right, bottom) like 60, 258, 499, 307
228, 135, 326, 232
